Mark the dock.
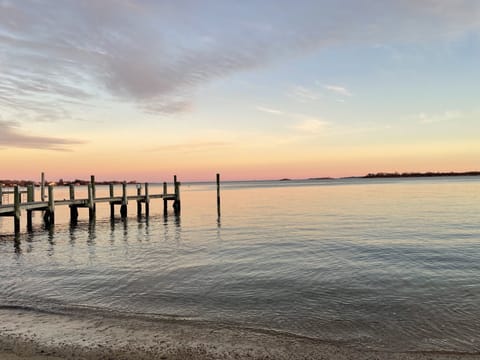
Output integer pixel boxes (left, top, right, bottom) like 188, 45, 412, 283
0, 175, 181, 234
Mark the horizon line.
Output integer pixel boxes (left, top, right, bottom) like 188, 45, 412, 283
1, 170, 480, 185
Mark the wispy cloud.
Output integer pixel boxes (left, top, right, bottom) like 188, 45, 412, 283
289, 85, 323, 102
256, 106, 284, 115
291, 116, 329, 134
256, 104, 329, 134
324, 85, 352, 97
0, 0, 479, 121
416, 110, 463, 124
0, 121, 85, 151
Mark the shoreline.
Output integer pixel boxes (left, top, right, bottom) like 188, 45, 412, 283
2, 171, 480, 188
0, 309, 479, 360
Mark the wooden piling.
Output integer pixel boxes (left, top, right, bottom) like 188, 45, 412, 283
136, 185, 142, 217
163, 182, 168, 215
41, 172, 45, 202
14, 186, 20, 233
173, 175, 181, 216
145, 183, 150, 217
47, 185, 55, 225
27, 184, 34, 200
69, 184, 75, 200
90, 175, 96, 197
88, 183, 94, 221
27, 184, 34, 231
109, 184, 115, 219
69, 184, 78, 222
120, 182, 128, 218
90, 175, 96, 213
0, 185, 3, 205
216, 173, 221, 217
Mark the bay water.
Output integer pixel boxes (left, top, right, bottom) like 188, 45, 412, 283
1, 177, 479, 352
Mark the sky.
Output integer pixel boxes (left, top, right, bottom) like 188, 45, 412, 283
0, 0, 479, 181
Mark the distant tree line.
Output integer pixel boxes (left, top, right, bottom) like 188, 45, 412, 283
0, 180, 36, 187
0, 179, 138, 187
364, 171, 480, 178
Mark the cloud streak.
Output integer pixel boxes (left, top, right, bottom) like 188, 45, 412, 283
290, 86, 323, 102
417, 110, 463, 124
0, 0, 479, 121
324, 85, 352, 97
291, 117, 329, 134
256, 106, 284, 115
0, 121, 85, 151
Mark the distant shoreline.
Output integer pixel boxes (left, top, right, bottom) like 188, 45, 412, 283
303, 171, 480, 181
360, 171, 480, 179
1, 171, 480, 188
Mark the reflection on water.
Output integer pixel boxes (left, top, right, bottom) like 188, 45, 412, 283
1, 178, 480, 352
13, 235, 21, 255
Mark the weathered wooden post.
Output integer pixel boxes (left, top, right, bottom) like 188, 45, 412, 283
136, 184, 142, 217
41, 172, 45, 202
145, 183, 150, 217
120, 182, 128, 218
26, 184, 34, 231
0, 185, 3, 205
14, 186, 21, 233
90, 175, 96, 213
109, 183, 115, 219
88, 183, 94, 221
173, 175, 181, 216
163, 182, 168, 215
45, 185, 55, 225
69, 184, 78, 223
27, 184, 35, 202
216, 173, 221, 217
69, 184, 75, 200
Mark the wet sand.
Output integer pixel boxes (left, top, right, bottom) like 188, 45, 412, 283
0, 308, 479, 360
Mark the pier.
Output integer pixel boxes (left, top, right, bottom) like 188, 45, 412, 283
0, 175, 181, 234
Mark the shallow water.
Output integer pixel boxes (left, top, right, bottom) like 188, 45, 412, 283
1, 177, 480, 352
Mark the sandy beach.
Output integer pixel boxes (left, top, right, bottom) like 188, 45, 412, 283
0, 308, 478, 360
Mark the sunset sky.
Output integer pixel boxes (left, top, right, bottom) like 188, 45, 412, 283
1, 0, 479, 181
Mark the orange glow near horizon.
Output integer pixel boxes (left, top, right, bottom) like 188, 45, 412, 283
1, 2, 479, 184
2, 139, 479, 182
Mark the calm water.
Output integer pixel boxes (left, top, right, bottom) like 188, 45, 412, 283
1, 177, 480, 352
